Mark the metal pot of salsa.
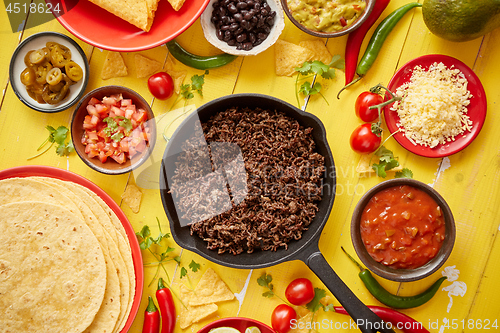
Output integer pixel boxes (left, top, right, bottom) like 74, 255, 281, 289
351, 178, 456, 282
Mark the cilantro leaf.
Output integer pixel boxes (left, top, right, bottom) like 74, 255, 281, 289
372, 162, 388, 178
53, 126, 69, 145
56, 142, 74, 157
376, 146, 395, 162
328, 54, 345, 70
189, 260, 201, 273
117, 116, 133, 134
257, 273, 275, 298
111, 132, 124, 142
299, 82, 322, 96
136, 225, 151, 239
306, 288, 327, 313
395, 168, 414, 179
191, 72, 207, 96
180, 266, 188, 279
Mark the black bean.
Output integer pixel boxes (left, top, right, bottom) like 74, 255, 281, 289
229, 23, 239, 31
266, 16, 274, 26
234, 13, 243, 21
253, 3, 261, 10
235, 27, 244, 35
249, 32, 256, 43
261, 8, 268, 16
236, 33, 247, 42
222, 0, 230, 5
221, 25, 230, 31
224, 30, 232, 41
247, 0, 254, 6
250, 16, 258, 24
227, 39, 237, 46
257, 32, 267, 40
240, 20, 250, 29
227, 2, 238, 13
216, 29, 224, 40
242, 42, 253, 50
236, 1, 248, 9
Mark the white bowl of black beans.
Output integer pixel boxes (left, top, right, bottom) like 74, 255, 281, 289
201, 0, 285, 55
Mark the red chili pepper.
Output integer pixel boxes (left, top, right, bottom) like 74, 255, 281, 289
156, 278, 176, 333
143, 296, 160, 333
334, 306, 430, 333
343, 0, 391, 87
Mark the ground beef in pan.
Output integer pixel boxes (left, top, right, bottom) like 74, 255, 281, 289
169, 106, 325, 255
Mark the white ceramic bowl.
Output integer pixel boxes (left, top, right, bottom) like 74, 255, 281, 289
9, 32, 89, 113
200, 0, 285, 56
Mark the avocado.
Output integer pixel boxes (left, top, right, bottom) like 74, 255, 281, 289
422, 0, 500, 42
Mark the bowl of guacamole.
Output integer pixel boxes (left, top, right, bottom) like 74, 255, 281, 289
282, 0, 374, 37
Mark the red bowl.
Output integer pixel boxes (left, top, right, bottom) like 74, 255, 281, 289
384, 54, 487, 158
197, 317, 274, 333
45, 0, 210, 51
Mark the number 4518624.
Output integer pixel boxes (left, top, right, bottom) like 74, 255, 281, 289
6, 2, 61, 14
432, 319, 499, 330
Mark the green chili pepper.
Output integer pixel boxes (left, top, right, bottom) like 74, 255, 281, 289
166, 40, 237, 70
341, 247, 447, 309
338, 2, 422, 94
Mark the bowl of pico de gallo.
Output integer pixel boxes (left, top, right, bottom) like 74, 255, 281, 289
71, 85, 156, 175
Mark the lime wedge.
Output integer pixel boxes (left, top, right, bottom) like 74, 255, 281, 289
245, 327, 262, 333
209, 327, 241, 333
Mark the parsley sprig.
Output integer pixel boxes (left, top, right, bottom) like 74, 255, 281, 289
136, 217, 178, 286
294, 56, 345, 109
169, 71, 208, 111
371, 145, 413, 179
28, 125, 74, 160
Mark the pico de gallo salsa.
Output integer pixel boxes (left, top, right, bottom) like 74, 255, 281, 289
81, 94, 150, 164
360, 185, 446, 269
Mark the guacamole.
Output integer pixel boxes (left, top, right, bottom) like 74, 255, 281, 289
287, 0, 366, 32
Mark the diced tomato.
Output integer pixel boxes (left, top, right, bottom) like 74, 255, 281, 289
340, 17, 347, 27
83, 115, 95, 130
88, 97, 100, 106
95, 103, 109, 116
125, 108, 135, 119
102, 96, 118, 107
120, 139, 129, 152
87, 104, 99, 117
111, 106, 125, 117
111, 152, 126, 164
87, 131, 99, 143
133, 109, 148, 123
98, 150, 108, 163
121, 99, 132, 107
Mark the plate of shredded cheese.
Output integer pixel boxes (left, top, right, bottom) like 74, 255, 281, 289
384, 54, 486, 158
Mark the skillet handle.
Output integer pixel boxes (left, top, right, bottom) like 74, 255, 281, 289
305, 251, 395, 333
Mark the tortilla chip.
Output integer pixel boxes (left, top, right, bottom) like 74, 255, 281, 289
135, 54, 162, 78
101, 52, 128, 80
275, 39, 314, 77
121, 185, 142, 213
188, 268, 234, 306
179, 285, 218, 329
167, 0, 186, 11
88, 0, 153, 32
164, 57, 187, 94
289, 312, 318, 333
356, 154, 403, 173
299, 40, 333, 65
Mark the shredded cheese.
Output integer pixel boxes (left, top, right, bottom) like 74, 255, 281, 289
390, 62, 473, 148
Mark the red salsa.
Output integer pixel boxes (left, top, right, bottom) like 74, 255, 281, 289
360, 185, 446, 269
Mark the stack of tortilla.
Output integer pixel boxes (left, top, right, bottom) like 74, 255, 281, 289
87, 0, 161, 32
0, 177, 136, 333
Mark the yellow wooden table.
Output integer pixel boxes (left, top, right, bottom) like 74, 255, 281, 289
1, 0, 499, 332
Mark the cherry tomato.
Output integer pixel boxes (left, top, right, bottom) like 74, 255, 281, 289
148, 72, 174, 100
355, 91, 384, 122
285, 278, 315, 306
350, 123, 381, 154
271, 304, 296, 333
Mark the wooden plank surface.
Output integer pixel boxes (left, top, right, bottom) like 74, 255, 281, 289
1, 0, 500, 332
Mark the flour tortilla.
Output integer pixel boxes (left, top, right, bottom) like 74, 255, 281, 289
0, 201, 107, 333
0, 177, 136, 333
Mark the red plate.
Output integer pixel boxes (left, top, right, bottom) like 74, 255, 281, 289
45, 0, 210, 51
0, 165, 143, 333
384, 54, 487, 158
197, 317, 274, 333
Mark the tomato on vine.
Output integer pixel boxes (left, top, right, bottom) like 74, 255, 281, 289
355, 90, 384, 122
285, 278, 315, 306
271, 304, 296, 333
350, 123, 382, 154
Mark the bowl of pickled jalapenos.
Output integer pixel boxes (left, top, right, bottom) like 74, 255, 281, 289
9, 32, 89, 113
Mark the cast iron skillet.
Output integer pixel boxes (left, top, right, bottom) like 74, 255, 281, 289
159, 94, 394, 333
